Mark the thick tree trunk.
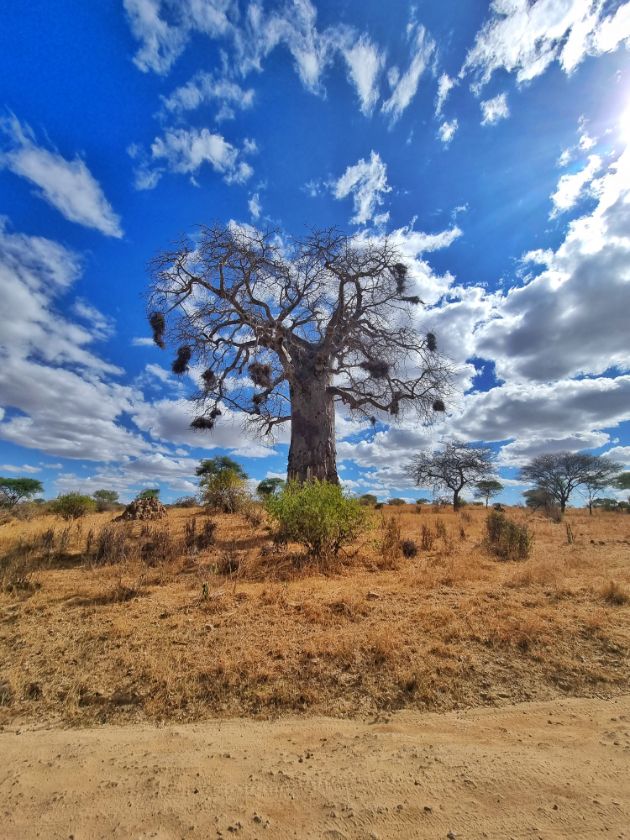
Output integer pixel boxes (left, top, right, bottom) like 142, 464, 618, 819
287, 363, 338, 483
453, 488, 460, 511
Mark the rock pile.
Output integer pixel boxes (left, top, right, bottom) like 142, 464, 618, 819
116, 497, 167, 521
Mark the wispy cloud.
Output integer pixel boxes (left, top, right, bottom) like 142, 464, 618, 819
131, 126, 254, 189
480, 93, 509, 126
332, 150, 391, 225
438, 119, 458, 145
550, 154, 602, 217
382, 23, 435, 124
341, 34, 385, 116
0, 115, 123, 237
463, 0, 630, 88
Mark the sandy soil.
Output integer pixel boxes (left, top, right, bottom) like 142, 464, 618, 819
2, 695, 629, 839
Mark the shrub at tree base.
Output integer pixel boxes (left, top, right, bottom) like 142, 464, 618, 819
51, 493, 96, 520
265, 481, 369, 559
486, 510, 533, 561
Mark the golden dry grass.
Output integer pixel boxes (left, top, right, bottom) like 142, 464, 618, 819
1, 503, 629, 726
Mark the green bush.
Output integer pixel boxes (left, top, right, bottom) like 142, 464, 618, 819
486, 511, 533, 561
359, 493, 378, 507
388, 498, 406, 506
203, 470, 248, 513
265, 481, 369, 559
50, 493, 96, 520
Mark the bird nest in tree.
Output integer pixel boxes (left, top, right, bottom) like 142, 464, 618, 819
115, 497, 167, 521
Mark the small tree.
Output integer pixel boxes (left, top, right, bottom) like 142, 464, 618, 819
93, 489, 119, 512
581, 459, 623, 515
93, 489, 118, 504
520, 452, 621, 515
474, 479, 503, 508
614, 472, 630, 501
408, 442, 494, 510
137, 488, 160, 500
256, 477, 285, 498
388, 498, 406, 506
523, 488, 553, 509
197, 456, 248, 513
359, 493, 378, 506
0, 477, 44, 509
51, 493, 96, 520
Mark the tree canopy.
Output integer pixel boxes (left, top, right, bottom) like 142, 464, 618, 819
407, 442, 494, 510
474, 479, 503, 507
520, 452, 621, 514
256, 477, 285, 498
196, 456, 247, 481
0, 477, 44, 508
137, 488, 160, 500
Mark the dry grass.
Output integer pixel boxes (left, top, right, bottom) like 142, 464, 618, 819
1, 504, 629, 726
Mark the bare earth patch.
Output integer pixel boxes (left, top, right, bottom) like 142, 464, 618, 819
1, 695, 629, 839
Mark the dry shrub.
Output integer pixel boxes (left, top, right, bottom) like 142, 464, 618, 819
435, 519, 447, 540
0, 540, 39, 593
183, 517, 216, 553
90, 580, 142, 606
215, 547, 240, 576
486, 511, 533, 561
420, 524, 434, 551
140, 527, 179, 566
90, 525, 135, 566
602, 580, 629, 606
242, 501, 265, 528
379, 514, 401, 567
400, 539, 418, 558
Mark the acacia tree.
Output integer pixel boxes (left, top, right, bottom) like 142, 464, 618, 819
614, 472, 630, 502
197, 456, 248, 513
0, 477, 44, 508
256, 477, 285, 498
520, 452, 620, 515
582, 459, 623, 514
474, 479, 504, 507
407, 442, 494, 510
149, 225, 451, 483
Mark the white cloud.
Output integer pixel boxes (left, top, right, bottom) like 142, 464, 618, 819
480, 92, 509, 125
341, 34, 385, 116
438, 119, 458, 145
132, 337, 156, 347
333, 150, 391, 225
435, 72, 455, 116
0, 464, 41, 474
161, 71, 255, 119
550, 153, 602, 216
134, 126, 254, 189
248, 192, 261, 220
123, 0, 233, 75
463, 0, 630, 88
382, 23, 435, 123
478, 146, 630, 383
0, 115, 123, 237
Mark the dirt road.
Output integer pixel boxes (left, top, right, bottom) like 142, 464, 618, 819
2, 696, 629, 839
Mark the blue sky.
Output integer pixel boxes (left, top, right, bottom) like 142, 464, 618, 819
0, 0, 629, 504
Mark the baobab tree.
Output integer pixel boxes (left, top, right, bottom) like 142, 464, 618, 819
149, 225, 451, 482
407, 442, 495, 510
